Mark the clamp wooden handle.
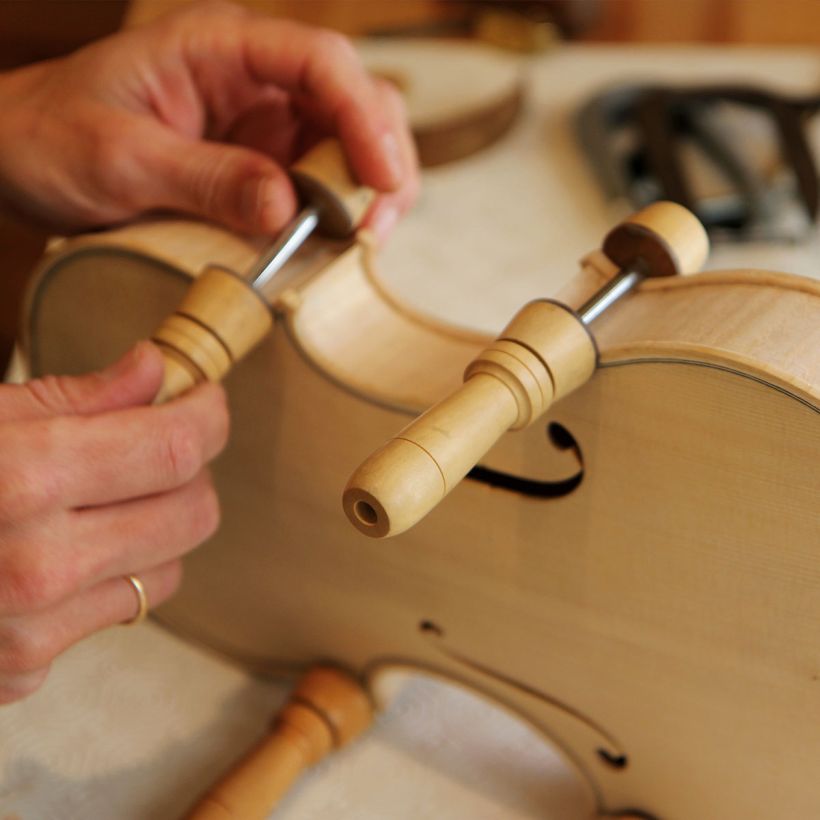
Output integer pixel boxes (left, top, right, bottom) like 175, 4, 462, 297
151, 138, 374, 404
185, 666, 373, 820
343, 300, 596, 537
152, 266, 273, 404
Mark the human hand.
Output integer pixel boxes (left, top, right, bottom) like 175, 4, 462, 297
0, 342, 228, 704
0, 0, 418, 243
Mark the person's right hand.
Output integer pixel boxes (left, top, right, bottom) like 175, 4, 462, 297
0, 1, 419, 243
0, 342, 228, 704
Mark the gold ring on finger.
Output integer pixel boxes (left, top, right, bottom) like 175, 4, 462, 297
122, 574, 148, 626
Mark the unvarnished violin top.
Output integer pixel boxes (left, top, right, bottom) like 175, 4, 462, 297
27, 219, 820, 417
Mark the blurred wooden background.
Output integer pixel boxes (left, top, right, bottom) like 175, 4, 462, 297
590, 0, 820, 43
3, 0, 820, 372
126, 0, 820, 43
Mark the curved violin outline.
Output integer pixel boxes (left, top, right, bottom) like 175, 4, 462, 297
365, 626, 643, 818
416, 619, 628, 770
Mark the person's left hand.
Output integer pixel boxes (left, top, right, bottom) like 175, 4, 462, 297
0, 0, 419, 243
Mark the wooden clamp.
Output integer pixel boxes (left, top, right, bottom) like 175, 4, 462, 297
343, 202, 709, 538
184, 666, 373, 820
152, 266, 272, 404
151, 139, 374, 404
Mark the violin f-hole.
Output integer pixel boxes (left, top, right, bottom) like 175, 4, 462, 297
466, 420, 584, 499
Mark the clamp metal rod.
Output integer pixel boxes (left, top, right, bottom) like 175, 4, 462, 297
245, 206, 321, 291
578, 266, 644, 325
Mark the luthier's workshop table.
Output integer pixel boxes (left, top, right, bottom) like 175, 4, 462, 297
3, 44, 820, 820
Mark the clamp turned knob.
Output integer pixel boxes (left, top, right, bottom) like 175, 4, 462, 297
290, 139, 375, 238
602, 199, 709, 278
344, 202, 709, 538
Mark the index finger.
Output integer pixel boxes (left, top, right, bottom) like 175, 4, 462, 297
0, 382, 229, 518
185, 13, 405, 192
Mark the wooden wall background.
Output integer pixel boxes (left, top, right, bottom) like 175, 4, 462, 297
127, 1, 820, 43
3, 0, 820, 372
588, 0, 820, 44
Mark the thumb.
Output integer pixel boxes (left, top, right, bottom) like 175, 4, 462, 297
1, 341, 165, 423
145, 128, 298, 235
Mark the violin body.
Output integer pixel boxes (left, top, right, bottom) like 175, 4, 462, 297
20, 220, 820, 819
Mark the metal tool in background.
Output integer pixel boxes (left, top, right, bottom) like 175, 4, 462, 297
576, 84, 820, 242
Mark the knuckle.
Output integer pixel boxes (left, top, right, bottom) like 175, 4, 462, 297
90, 120, 145, 211
0, 623, 55, 675
0, 450, 60, 523
185, 148, 266, 220
24, 374, 77, 415
314, 29, 358, 65
0, 474, 29, 524
190, 478, 221, 543
33, 111, 137, 223
0, 549, 68, 615
161, 420, 204, 485
186, 156, 222, 217
0, 666, 50, 705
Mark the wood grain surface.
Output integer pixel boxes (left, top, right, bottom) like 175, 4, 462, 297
20, 211, 820, 818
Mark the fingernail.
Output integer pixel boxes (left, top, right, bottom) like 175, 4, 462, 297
381, 133, 403, 190
243, 176, 295, 234
241, 177, 267, 230
104, 343, 144, 381
369, 203, 399, 244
